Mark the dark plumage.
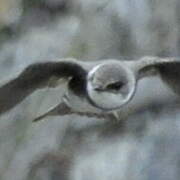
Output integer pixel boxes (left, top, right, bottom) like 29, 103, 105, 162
0, 58, 86, 115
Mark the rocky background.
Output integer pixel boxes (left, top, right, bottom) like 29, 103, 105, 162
0, 0, 180, 180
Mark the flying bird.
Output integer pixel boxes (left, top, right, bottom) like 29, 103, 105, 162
32, 56, 180, 122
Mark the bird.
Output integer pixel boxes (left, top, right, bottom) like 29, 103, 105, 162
32, 56, 180, 122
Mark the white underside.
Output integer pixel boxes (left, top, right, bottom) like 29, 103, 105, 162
63, 90, 103, 114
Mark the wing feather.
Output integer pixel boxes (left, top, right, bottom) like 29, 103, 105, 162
134, 56, 180, 76
0, 58, 90, 115
131, 56, 180, 95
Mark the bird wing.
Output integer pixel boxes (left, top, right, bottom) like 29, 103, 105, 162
21, 58, 90, 89
0, 58, 97, 115
131, 56, 180, 78
129, 56, 180, 95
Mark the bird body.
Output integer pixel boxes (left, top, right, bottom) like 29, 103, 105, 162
33, 59, 138, 122
63, 90, 101, 114
33, 56, 180, 122
0, 56, 179, 121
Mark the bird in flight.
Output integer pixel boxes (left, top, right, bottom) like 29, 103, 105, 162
31, 56, 180, 122
0, 57, 179, 121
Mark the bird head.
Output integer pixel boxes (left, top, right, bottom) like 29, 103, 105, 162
87, 60, 136, 111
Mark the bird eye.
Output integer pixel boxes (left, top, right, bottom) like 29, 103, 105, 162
106, 81, 124, 91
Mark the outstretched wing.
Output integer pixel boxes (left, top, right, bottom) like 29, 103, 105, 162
132, 56, 180, 94
134, 56, 179, 75
0, 58, 89, 115
20, 58, 88, 89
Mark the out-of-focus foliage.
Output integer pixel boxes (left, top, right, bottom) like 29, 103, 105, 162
0, 0, 180, 180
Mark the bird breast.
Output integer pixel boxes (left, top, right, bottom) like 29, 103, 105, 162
63, 90, 102, 114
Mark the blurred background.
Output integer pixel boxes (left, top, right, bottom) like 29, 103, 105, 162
0, 0, 180, 180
